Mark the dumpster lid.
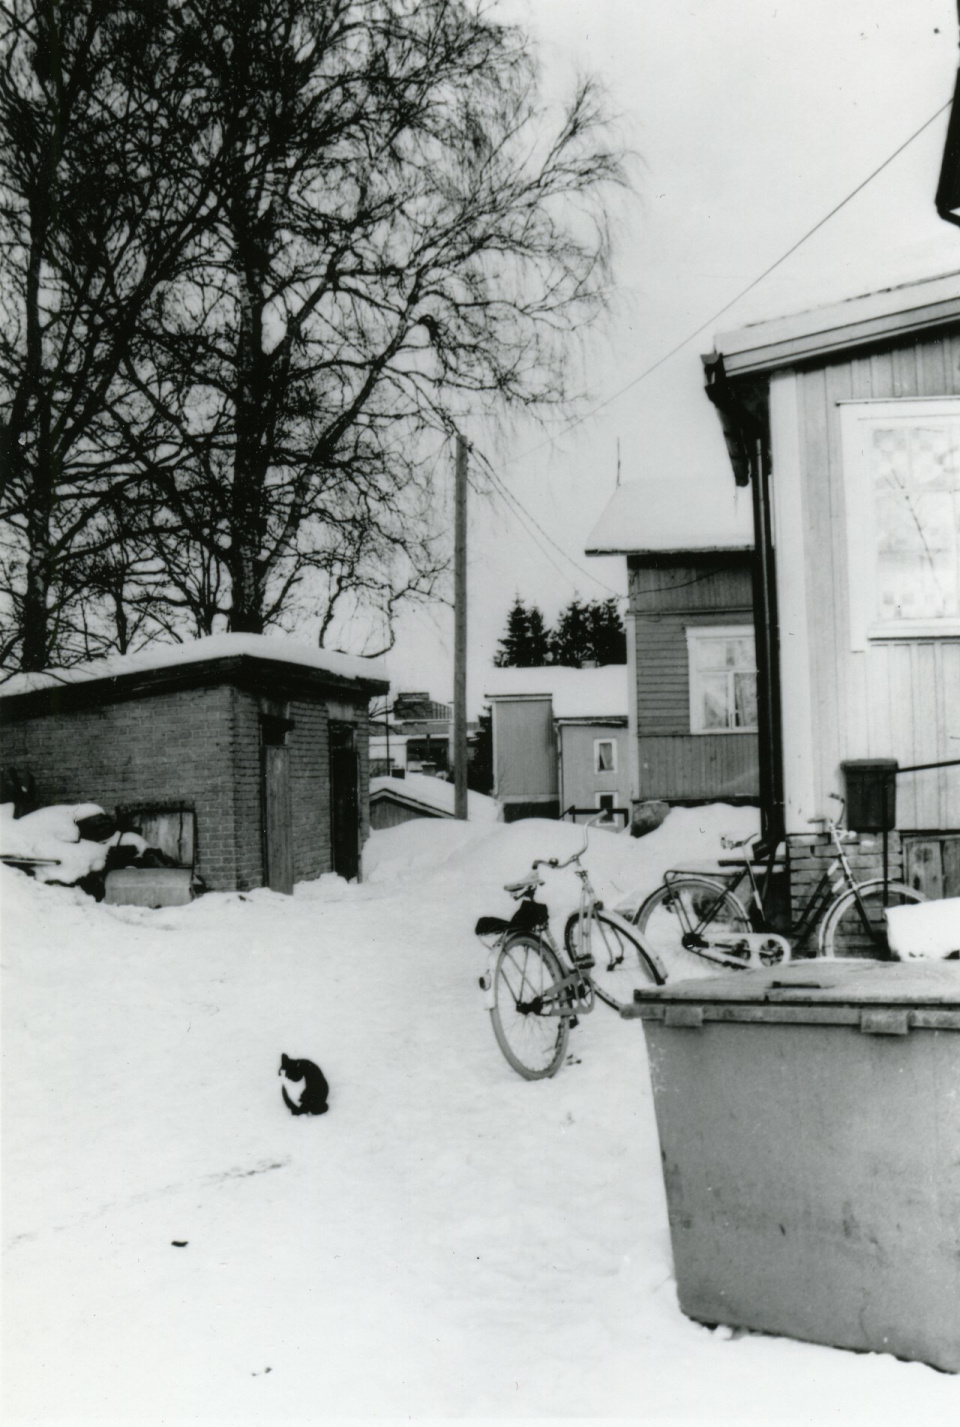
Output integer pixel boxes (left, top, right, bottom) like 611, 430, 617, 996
623, 959, 960, 1026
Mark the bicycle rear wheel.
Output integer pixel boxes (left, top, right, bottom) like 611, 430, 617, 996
564, 909, 664, 1010
818, 881, 925, 959
490, 934, 571, 1080
634, 877, 750, 958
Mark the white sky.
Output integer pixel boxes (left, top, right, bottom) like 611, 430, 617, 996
379, 0, 960, 713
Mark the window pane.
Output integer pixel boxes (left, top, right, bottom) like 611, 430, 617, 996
700, 673, 731, 730
872, 426, 960, 622
596, 741, 614, 772
733, 673, 758, 729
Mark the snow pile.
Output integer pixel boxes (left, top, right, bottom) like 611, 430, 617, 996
3, 810, 958, 1422
0, 801, 111, 884
370, 771, 501, 821
364, 800, 759, 911
886, 897, 960, 959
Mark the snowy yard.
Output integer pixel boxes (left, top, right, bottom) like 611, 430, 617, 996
2, 808, 957, 1423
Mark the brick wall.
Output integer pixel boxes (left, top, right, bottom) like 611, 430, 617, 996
2, 678, 378, 893
787, 829, 904, 931
0, 684, 242, 890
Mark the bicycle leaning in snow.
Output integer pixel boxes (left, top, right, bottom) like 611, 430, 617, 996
473, 816, 668, 1080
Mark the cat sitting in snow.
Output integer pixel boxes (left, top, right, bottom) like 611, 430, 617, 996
279, 1054, 329, 1115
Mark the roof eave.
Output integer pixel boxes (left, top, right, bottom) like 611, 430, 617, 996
714, 272, 960, 377
0, 651, 389, 719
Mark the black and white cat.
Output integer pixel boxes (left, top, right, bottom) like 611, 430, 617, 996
279, 1054, 330, 1115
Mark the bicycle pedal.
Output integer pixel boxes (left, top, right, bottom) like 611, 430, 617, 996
567, 1016, 579, 1029
571, 954, 595, 969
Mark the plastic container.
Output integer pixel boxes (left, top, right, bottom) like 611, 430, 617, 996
841, 758, 897, 831
623, 960, 960, 1370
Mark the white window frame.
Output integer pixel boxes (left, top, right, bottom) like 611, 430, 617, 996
839, 397, 960, 650
593, 737, 617, 775
686, 625, 758, 735
594, 791, 619, 820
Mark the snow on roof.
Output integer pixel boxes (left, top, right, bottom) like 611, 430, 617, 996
584, 477, 753, 556
714, 269, 960, 377
0, 633, 389, 699
483, 665, 627, 720
370, 774, 501, 822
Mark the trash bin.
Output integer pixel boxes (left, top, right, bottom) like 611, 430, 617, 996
623, 960, 960, 1371
841, 758, 897, 831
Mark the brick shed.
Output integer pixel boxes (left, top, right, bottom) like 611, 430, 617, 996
0, 634, 389, 894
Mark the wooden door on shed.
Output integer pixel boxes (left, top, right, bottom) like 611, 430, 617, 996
261, 715, 294, 894
329, 722, 360, 881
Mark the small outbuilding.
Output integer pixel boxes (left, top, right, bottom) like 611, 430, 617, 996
369, 772, 500, 829
0, 634, 389, 894
484, 665, 630, 823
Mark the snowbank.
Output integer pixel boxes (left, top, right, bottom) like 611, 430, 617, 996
3, 808, 958, 1422
886, 897, 960, 958
0, 801, 111, 884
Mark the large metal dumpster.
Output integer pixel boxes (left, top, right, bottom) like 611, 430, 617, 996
622, 960, 960, 1371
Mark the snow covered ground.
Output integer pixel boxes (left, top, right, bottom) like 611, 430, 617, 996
2, 807, 957, 1424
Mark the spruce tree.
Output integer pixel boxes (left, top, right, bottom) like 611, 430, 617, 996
494, 597, 530, 667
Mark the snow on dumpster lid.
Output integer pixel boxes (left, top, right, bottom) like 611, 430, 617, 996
584, 477, 753, 556
623, 959, 960, 1021
0, 633, 389, 699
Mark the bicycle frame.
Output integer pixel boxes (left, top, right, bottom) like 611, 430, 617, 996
659, 809, 878, 952
477, 815, 666, 1016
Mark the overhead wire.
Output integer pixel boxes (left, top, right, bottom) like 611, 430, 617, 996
474, 94, 955, 597
506, 95, 955, 465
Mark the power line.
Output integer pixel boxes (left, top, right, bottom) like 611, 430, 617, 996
485, 463, 624, 598
509, 96, 954, 464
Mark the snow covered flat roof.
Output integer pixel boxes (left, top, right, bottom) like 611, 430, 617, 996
484, 665, 628, 719
584, 477, 753, 556
713, 270, 960, 377
0, 633, 389, 701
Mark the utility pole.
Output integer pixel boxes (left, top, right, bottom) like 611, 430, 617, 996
454, 432, 468, 819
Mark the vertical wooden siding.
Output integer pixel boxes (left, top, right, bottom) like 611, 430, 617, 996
792, 331, 960, 830
493, 699, 557, 802
558, 723, 629, 810
628, 557, 760, 800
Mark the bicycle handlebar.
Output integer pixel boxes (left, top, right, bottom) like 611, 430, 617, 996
528, 813, 605, 877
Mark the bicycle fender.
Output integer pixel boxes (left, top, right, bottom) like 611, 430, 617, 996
596, 907, 669, 985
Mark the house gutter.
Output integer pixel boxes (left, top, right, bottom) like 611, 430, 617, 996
703, 353, 785, 848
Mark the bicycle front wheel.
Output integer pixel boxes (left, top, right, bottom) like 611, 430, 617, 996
817, 880, 926, 959
490, 934, 571, 1080
564, 909, 664, 1010
634, 877, 750, 958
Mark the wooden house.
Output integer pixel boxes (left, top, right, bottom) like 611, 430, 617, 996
484, 666, 629, 823
705, 271, 960, 900
0, 634, 388, 894
585, 476, 759, 813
